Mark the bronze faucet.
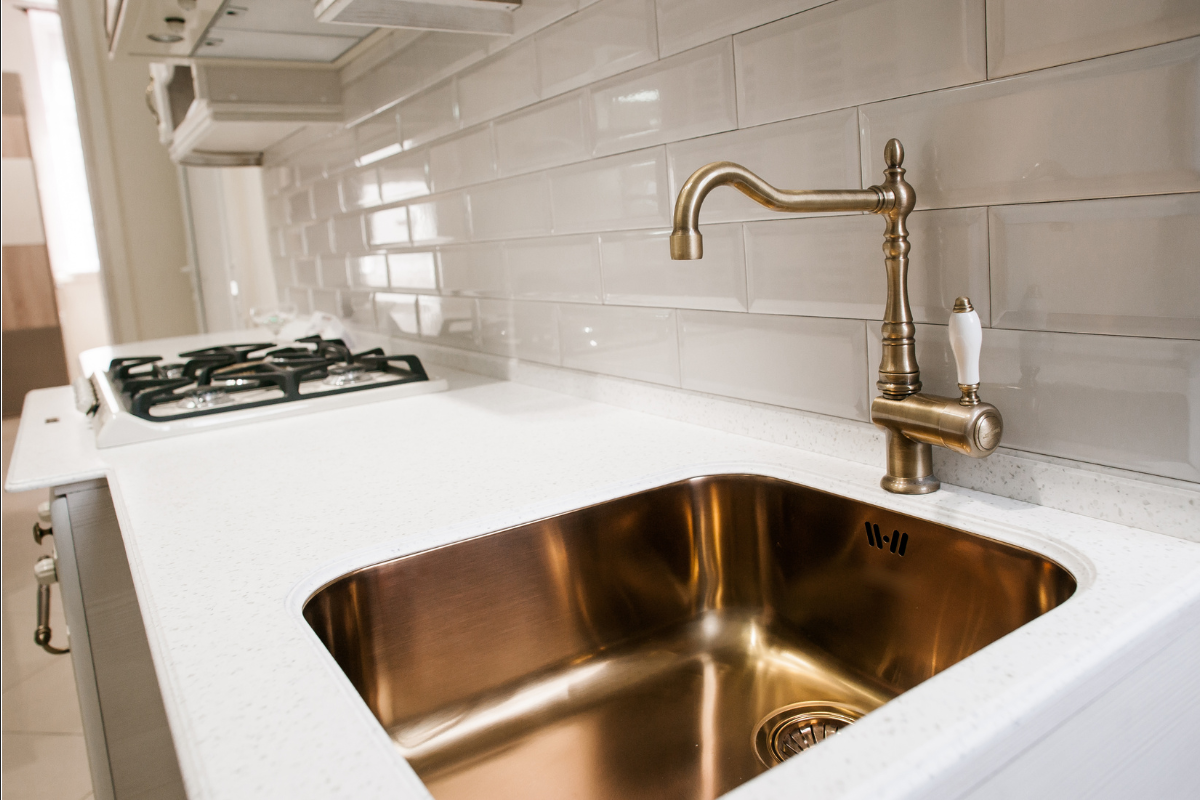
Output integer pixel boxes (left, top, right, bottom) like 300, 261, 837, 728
670, 139, 1002, 494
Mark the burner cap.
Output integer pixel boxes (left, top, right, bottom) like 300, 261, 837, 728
179, 387, 236, 410
323, 363, 370, 387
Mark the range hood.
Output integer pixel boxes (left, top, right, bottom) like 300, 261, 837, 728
314, 0, 521, 35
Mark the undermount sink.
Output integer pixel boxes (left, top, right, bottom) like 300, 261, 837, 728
304, 475, 1076, 799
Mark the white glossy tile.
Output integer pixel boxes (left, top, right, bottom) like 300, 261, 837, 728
282, 228, 305, 257
494, 92, 591, 177
286, 285, 312, 313
746, 207, 990, 323
354, 113, 402, 165
318, 255, 349, 288
341, 291, 375, 330
680, 311, 869, 421
332, 215, 367, 255
666, 109, 861, 224
478, 298, 517, 356
365, 206, 410, 247
655, 0, 825, 57
986, 0, 1200, 79
536, 0, 659, 97
549, 147, 670, 233
399, 80, 460, 150
273, 258, 293, 288
266, 165, 293, 195
303, 221, 334, 256
590, 38, 736, 157
438, 244, 509, 297
509, 0, 578, 43
265, 195, 287, 228
374, 291, 419, 336
418, 295, 479, 348
559, 303, 679, 385
311, 288, 340, 316
736, 0, 986, 127
349, 254, 389, 288
378, 150, 430, 204
504, 234, 602, 301
340, 168, 382, 211
311, 178, 343, 218
860, 38, 1200, 209
600, 224, 746, 311
429, 126, 496, 192
408, 193, 470, 244
293, 258, 318, 286
512, 299, 562, 364
458, 39, 540, 127
387, 251, 439, 290
286, 188, 313, 224
868, 324, 1200, 482
990, 194, 1200, 339
466, 173, 554, 240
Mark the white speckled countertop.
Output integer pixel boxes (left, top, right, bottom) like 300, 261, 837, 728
7, 338, 1200, 800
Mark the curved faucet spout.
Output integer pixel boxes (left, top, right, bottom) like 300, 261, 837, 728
669, 162, 886, 260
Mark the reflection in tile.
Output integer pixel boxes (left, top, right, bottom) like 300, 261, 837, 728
340, 168, 382, 211
419, 296, 479, 349
375, 292, 419, 336
505, 235, 602, 301
366, 206, 410, 247
409, 194, 470, 244
549, 147, 670, 233
986, 0, 1200, 78
494, 92, 591, 177
746, 207, 990, 323
600, 224, 746, 311
868, 324, 1200, 481
590, 39, 737, 156
559, 304, 679, 385
458, 39, 540, 126
667, 109, 861, 223
990, 194, 1200, 339
387, 251, 439, 290
467, 173, 554, 241
512, 299, 561, 364
478, 298, 516, 356
439, 244, 508, 297
859, 38, 1200, 209
680, 311, 869, 421
349, 254, 388, 288
429, 127, 496, 192
378, 150, 430, 204
537, 0, 659, 97
735, 0, 986, 127
342, 291, 375, 330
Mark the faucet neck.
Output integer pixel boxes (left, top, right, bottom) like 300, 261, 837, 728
873, 140, 920, 399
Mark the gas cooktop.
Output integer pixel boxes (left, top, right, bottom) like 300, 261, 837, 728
84, 336, 448, 448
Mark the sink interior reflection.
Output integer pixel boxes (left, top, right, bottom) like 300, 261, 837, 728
304, 475, 1075, 799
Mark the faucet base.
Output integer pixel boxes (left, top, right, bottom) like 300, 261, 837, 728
880, 473, 941, 495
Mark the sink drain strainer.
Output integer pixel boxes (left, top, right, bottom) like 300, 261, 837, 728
753, 702, 864, 766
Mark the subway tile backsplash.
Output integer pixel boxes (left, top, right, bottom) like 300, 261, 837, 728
265, 1, 1199, 482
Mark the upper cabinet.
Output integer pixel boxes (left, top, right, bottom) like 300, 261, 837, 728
109, 0, 520, 61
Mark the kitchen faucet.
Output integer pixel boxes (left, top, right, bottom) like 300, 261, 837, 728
669, 139, 1003, 494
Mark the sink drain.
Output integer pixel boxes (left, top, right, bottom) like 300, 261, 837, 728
753, 702, 864, 766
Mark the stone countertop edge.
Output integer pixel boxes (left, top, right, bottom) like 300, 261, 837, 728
6, 367, 1200, 800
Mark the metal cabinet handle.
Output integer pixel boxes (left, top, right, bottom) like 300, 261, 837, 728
34, 556, 69, 655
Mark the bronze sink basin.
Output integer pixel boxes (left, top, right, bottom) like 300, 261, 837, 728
304, 475, 1075, 799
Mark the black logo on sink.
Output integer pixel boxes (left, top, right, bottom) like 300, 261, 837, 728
865, 522, 908, 556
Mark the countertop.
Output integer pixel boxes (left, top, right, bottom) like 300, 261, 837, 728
7, 336, 1200, 800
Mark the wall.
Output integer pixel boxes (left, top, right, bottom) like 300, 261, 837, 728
58, 0, 200, 343
262, 0, 1200, 486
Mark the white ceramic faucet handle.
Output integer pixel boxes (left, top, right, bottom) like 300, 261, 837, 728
948, 296, 981, 387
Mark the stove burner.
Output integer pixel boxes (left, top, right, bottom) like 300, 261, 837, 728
107, 337, 431, 422
323, 363, 370, 386
179, 387, 236, 410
